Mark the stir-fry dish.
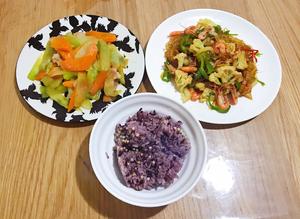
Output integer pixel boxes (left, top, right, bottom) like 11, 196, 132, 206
28, 31, 128, 112
162, 19, 263, 113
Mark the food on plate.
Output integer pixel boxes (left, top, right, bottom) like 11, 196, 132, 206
114, 109, 190, 191
162, 19, 263, 113
27, 31, 128, 112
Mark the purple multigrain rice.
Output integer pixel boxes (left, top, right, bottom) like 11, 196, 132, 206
114, 108, 191, 191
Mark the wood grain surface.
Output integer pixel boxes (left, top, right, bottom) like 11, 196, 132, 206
1, 0, 300, 218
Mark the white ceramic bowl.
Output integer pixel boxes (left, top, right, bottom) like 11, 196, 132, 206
89, 93, 207, 207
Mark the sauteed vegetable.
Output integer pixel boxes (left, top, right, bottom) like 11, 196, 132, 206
28, 31, 128, 112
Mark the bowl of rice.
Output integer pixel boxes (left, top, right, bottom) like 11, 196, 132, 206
89, 93, 207, 207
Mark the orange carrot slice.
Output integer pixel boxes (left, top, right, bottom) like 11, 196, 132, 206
86, 31, 117, 43
51, 36, 72, 52
58, 46, 81, 60
71, 47, 81, 57
35, 71, 46, 80
63, 80, 75, 88
90, 71, 108, 95
61, 54, 96, 71
60, 44, 98, 71
68, 90, 76, 112
58, 50, 71, 60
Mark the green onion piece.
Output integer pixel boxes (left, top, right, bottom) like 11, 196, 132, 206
256, 52, 263, 57
213, 25, 222, 34
256, 79, 265, 86
214, 25, 237, 36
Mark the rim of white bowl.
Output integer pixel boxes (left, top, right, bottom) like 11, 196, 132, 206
89, 93, 207, 207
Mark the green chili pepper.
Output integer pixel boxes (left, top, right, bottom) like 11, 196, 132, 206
235, 81, 241, 91
161, 62, 171, 82
206, 60, 214, 74
179, 34, 194, 53
161, 70, 171, 82
196, 68, 208, 80
195, 52, 214, 79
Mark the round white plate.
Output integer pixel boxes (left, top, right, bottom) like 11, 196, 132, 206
145, 9, 282, 124
89, 93, 207, 207
16, 15, 144, 122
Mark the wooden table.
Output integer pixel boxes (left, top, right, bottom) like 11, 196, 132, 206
1, 0, 300, 218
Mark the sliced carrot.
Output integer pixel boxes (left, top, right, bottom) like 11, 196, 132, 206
86, 31, 117, 43
61, 54, 96, 71
63, 80, 75, 88
58, 47, 81, 60
71, 46, 81, 57
90, 71, 108, 95
35, 71, 46, 80
68, 90, 76, 112
51, 36, 72, 52
58, 50, 71, 60
60, 44, 98, 71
